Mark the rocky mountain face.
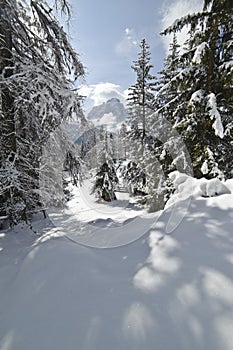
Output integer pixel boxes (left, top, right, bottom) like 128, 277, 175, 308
87, 98, 127, 130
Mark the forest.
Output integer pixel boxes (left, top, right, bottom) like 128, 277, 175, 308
0, 0, 232, 225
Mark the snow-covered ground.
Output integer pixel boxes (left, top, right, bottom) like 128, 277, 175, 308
1, 174, 233, 350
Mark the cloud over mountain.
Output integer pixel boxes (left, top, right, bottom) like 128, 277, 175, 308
79, 83, 127, 107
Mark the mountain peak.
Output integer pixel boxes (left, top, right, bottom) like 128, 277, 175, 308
87, 98, 127, 130
106, 98, 121, 104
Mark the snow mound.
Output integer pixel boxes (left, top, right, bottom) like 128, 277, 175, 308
167, 171, 231, 208
199, 178, 231, 197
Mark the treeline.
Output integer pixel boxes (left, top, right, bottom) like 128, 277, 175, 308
90, 0, 232, 210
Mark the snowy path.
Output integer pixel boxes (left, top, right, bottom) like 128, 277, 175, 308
0, 178, 233, 350
46, 179, 160, 248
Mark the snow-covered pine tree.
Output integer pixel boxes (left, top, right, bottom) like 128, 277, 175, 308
125, 39, 156, 196
0, 0, 85, 224
155, 33, 181, 114
142, 34, 184, 211
121, 160, 146, 196
161, 0, 233, 179
39, 126, 84, 208
148, 33, 182, 180
92, 162, 118, 202
92, 128, 118, 201
127, 38, 157, 154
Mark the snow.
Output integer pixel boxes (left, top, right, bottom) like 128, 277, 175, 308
46, 179, 158, 248
167, 171, 230, 205
188, 91, 224, 140
201, 159, 209, 175
1, 174, 233, 350
189, 89, 204, 104
219, 60, 233, 71
207, 93, 224, 138
192, 42, 208, 64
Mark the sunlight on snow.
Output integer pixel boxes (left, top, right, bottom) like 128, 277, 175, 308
133, 231, 181, 292
176, 283, 200, 307
122, 302, 157, 342
134, 266, 165, 292
201, 268, 233, 305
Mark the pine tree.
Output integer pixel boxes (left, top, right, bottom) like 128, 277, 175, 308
160, 0, 233, 179
39, 126, 83, 208
125, 39, 156, 196
132, 36, 184, 210
0, 0, 85, 224
92, 162, 118, 202
155, 33, 181, 114
127, 38, 157, 154
121, 161, 146, 196
92, 128, 118, 201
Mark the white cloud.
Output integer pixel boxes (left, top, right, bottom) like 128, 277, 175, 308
115, 27, 138, 56
79, 82, 127, 107
161, 0, 203, 52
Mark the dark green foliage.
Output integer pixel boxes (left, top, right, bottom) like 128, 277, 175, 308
121, 161, 147, 196
158, 0, 233, 180
125, 39, 157, 196
127, 38, 157, 147
92, 162, 118, 202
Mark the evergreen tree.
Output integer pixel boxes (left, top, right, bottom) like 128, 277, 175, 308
121, 161, 146, 196
92, 128, 118, 201
127, 38, 157, 153
0, 0, 85, 224
125, 39, 156, 196
39, 126, 83, 208
160, 0, 233, 179
155, 33, 181, 114
127, 36, 183, 208
92, 162, 118, 202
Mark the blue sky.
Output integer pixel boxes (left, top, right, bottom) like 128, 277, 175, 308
68, 0, 202, 109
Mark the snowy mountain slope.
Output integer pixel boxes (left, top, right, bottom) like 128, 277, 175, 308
0, 177, 233, 350
87, 98, 127, 130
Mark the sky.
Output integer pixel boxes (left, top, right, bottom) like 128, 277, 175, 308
67, 0, 203, 109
